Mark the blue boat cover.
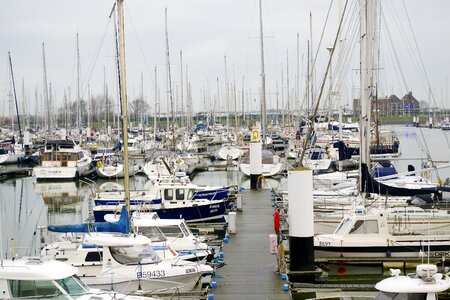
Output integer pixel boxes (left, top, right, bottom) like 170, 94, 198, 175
47, 206, 130, 234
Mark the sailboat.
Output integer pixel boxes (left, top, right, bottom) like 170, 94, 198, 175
0, 52, 26, 165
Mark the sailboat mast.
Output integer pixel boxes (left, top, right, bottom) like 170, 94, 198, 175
117, 0, 131, 214
360, 0, 376, 175
8, 52, 22, 141
259, 0, 267, 144
42, 43, 50, 134
164, 8, 174, 133
179, 51, 184, 129
76, 33, 81, 134
154, 66, 158, 144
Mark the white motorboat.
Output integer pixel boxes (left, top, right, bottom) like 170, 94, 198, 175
131, 212, 212, 262
0, 257, 157, 299
375, 264, 450, 300
41, 233, 213, 293
314, 208, 450, 258
239, 149, 285, 177
32, 139, 94, 181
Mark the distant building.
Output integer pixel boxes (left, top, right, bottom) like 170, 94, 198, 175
352, 91, 419, 116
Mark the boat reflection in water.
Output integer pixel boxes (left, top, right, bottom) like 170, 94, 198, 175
34, 181, 79, 212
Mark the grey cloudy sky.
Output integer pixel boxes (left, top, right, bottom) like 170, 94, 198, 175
1, 0, 449, 116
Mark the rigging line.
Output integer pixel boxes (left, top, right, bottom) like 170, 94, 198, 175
320, 0, 358, 114
325, 0, 359, 111
383, 0, 424, 88
124, 4, 155, 87
308, 0, 334, 103
299, 0, 349, 166
80, 16, 113, 100
380, 7, 409, 92
401, 0, 438, 107
322, 0, 359, 113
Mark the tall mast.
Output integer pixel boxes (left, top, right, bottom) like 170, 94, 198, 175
360, 0, 377, 193
224, 55, 229, 130
164, 8, 174, 132
154, 66, 158, 144
117, 0, 131, 214
179, 50, 184, 129
286, 50, 290, 125
259, 0, 267, 144
296, 32, 300, 124
42, 43, 50, 134
76, 33, 81, 134
8, 52, 22, 141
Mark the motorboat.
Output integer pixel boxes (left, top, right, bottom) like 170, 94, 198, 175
375, 264, 450, 300
314, 208, 450, 258
32, 139, 94, 181
0, 257, 157, 299
41, 233, 213, 293
130, 211, 213, 262
92, 174, 237, 222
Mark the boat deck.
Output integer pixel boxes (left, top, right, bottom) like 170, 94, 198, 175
213, 189, 290, 300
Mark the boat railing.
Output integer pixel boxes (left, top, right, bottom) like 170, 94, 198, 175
79, 177, 97, 196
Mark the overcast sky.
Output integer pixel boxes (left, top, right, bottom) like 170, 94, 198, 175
1, 0, 449, 117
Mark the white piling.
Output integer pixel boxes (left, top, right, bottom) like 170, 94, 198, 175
228, 212, 237, 233
288, 168, 315, 275
249, 141, 262, 189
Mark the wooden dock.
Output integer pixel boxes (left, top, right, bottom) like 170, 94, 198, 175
213, 189, 291, 300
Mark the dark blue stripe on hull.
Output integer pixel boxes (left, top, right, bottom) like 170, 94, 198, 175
94, 200, 229, 223
315, 244, 450, 257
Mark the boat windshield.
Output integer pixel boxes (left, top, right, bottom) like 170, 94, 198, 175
109, 244, 161, 265
9, 279, 64, 298
55, 275, 88, 296
375, 291, 426, 300
334, 217, 353, 235
137, 226, 168, 242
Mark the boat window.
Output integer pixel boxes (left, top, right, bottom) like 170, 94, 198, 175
9, 279, 63, 298
138, 226, 168, 242
77, 151, 84, 160
349, 220, 378, 234
176, 189, 185, 200
68, 153, 76, 161
110, 244, 160, 265
85, 251, 102, 262
375, 291, 426, 300
55, 275, 88, 296
44, 153, 52, 161
334, 218, 353, 235
159, 225, 183, 238
187, 190, 194, 200
164, 189, 173, 200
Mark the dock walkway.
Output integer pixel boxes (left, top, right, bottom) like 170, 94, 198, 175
213, 189, 291, 300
